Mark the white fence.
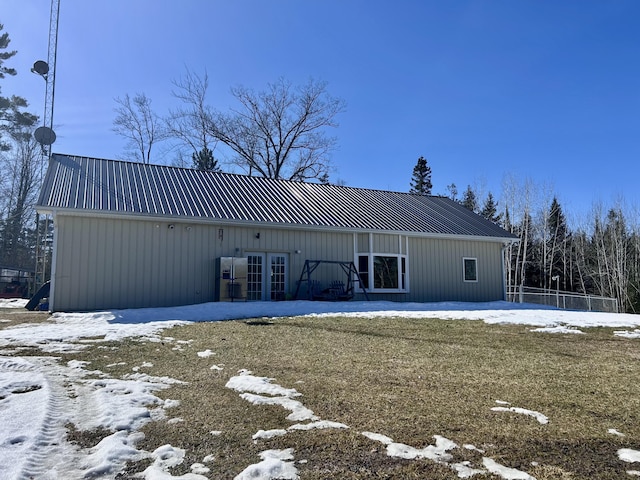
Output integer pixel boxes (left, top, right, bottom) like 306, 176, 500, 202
506, 285, 618, 313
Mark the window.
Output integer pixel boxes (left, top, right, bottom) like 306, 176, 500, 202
374, 256, 398, 289
358, 254, 408, 292
355, 234, 409, 293
463, 257, 477, 282
358, 255, 369, 290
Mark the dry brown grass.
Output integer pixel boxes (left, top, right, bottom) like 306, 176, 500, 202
0, 307, 50, 329
5, 309, 640, 478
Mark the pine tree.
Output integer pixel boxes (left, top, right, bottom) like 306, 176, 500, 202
461, 185, 478, 212
191, 146, 219, 172
409, 156, 432, 195
480, 192, 502, 224
0, 24, 36, 152
547, 197, 568, 289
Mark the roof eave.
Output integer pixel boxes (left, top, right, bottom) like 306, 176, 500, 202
40, 207, 518, 243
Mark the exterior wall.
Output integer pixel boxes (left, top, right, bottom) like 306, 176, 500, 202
51, 213, 506, 311
50, 214, 354, 311
405, 236, 504, 302
352, 235, 504, 303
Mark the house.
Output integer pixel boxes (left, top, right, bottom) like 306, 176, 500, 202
36, 154, 517, 312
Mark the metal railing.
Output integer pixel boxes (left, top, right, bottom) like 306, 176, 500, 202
506, 285, 618, 313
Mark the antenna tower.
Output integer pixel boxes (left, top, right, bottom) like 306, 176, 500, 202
31, 0, 61, 297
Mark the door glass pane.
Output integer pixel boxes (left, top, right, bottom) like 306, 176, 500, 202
270, 255, 286, 300
247, 254, 263, 300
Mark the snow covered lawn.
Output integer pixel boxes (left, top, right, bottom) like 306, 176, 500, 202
1, 299, 640, 479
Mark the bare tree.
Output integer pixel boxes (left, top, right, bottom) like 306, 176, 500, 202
501, 174, 535, 289
113, 93, 167, 164
166, 69, 217, 160
0, 124, 42, 267
206, 78, 346, 181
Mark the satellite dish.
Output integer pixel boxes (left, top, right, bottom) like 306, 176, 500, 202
34, 126, 56, 146
31, 60, 49, 76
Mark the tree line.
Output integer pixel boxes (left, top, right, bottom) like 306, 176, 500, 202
410, 156, 640, 313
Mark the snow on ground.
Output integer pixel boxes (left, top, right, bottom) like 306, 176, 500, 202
1, 299, 640, 479
0, 298, 29, 308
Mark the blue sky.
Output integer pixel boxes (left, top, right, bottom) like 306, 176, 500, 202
3, 0, 639, 220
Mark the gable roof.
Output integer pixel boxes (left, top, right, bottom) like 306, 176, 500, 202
37, 154, 516, 240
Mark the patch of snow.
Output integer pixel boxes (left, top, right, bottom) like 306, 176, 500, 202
167, 417, 184, 424
227, 372, 319, 422
608, 428, 625, 437
143, 444, 208, 479
81, 431, 147, 478
452, 461, 486, 478
234, 448, 298, 480
239, 393, 319, 422
614, 330, 640, 339
491, 406, 549, 425
253, 429, 288, 440
197, 349, 215, 357
463, 444, 485, 453
362, 431, 394, 445
619, 449, 640, 463
0, 298, 28, 308
385, 435, 457, 463
191, 463, 210, 474
226, 372, 301, 398
482, 457, 536, 479
203, 454, 215, 462
288, 420, 348, 431
210, 364, 224, 371
531, 325, 584, 334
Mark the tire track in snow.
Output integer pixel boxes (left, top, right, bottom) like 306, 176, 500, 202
14, 357, 73, 480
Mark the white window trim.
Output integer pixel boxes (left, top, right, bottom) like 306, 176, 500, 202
463, 257, 478, 283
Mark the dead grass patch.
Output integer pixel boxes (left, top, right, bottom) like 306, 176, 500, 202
57, 315, 640, 479
0, 308, 51, 331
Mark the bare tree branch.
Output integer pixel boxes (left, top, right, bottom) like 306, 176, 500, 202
112, 93, 167, 164
166, 68, 218, 158
206, 77, 346, 181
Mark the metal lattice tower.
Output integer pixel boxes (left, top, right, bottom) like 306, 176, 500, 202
32, 0, 61, 296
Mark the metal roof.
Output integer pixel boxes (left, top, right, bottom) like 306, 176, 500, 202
37, 154, 516, 240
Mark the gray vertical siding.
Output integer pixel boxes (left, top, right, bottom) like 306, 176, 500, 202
52, 215, 356, 311
51, 214, 506, 311
405, 236, 504, 302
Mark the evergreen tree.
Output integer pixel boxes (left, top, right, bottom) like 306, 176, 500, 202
191, 146, 219, 172
409, 156, 432, 195
547, 197, 569, 289
0, 24, 39, 273
480, 192, 502, 224
0, 24, 36, 152
461, 185, 478, 212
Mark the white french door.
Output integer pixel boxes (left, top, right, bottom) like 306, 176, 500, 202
246, 252, 288, 301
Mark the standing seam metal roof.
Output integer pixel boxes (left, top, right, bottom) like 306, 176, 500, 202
37, 154, 517, 240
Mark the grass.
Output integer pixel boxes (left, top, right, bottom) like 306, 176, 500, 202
4, 310, 640, 478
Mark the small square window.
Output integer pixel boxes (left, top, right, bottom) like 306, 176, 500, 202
463, 257, 477, 282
